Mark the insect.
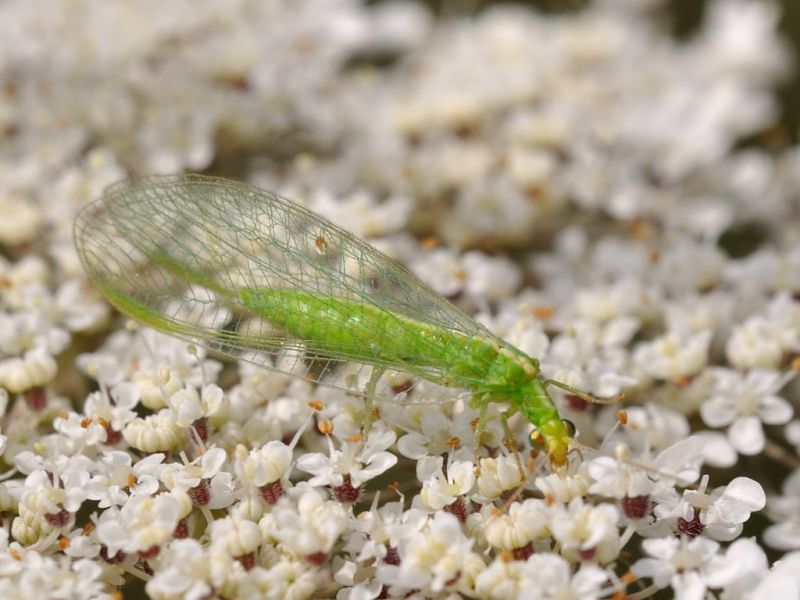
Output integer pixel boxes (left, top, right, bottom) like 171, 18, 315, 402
74, 174, 606, 470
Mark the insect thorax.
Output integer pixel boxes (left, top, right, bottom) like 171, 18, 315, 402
459, 338, 540, 396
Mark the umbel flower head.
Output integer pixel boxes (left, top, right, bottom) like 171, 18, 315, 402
0, 0, 796, 598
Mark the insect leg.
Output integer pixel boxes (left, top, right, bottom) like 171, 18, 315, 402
499, 409, 526, 481
473, 398, 489, 475
541, 379, 624, 405
360, 367, 384, 444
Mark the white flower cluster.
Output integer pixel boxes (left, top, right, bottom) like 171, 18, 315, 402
0, 0, 799, 598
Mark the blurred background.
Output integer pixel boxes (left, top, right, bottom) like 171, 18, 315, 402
429, 0, 800, 143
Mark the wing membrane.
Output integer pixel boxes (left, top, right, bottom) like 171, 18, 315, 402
74, 174, 501, 402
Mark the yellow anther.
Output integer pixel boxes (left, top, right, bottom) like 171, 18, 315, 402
317, 419, 334, 435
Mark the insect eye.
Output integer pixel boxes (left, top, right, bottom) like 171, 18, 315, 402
562, 419, 577, 438
528, 427, 546, 451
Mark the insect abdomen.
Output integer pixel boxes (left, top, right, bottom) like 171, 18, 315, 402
239, 288, 507, 382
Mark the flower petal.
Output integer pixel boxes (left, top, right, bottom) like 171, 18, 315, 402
759, 395, 793, 425
700, 396, 737, 428
717, 477, 766, 519
729, 416, 764, 455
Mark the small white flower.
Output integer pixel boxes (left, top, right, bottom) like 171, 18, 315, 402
700, 0, 787, 77
0, 196, 41, 246
0, 308, 69, 357
209, 514, 263, 556
633, 329, 712, 381
86, 451, 164, 507
477, 454, 524, 499
83, 381, 140, 434
229, 360, 292, 413
123, 410, 183, 452
700, 368, 793, 455
269, 486, 348, 557
61, 528, 101, 559
588, 436, 706, 510
693, 431, 738, 468
447, 178, 538, 247
543, 318, 637, 398
132, 368, 185, 411
234, 441, 293, 488
11, 469, 78, 543
96, 491, 184, 554
503, 320, 550, 363
785, 419, 800, 456
0, 348, 58, 393
168, 383, 227, 428
397, 408, 479, 462
52, 279, 110, 332
536, 554, 608, 599
615, 403, 691, 453
752, 549, 800, 597
725, 294, 800, 370
17, 455, 86, 532
725, 316, 786, 370
573, 280, 642, 324
549, 497, 621, 564
475, 553, 608, 600
0, 257, 48, 309
655, 475, 766, 541
703, 537, 770, 598
238, 382, 313, 444
335, 562, 381, 598
656, 239, 726, 293
160, 447, 234, 510
79, 328, 222, 404
410, 247, 469, 299
632, 536, 721, 598
52, 412, 107, 449
76, 331, 133, 386
388, 511, 474, 593
506, 145, 557, 191
483, 498, 549, 551
311, 188, 411, 239
664, 292, 734, 337
528, 555, 609, 599
326, 367, 381, 422
461, 250, 521, 303
296, 427, 397, 489
473, 557, 528, 600
765, 468, 800, 550
418, 456, 475, 511
145, 538, 215, 600
587, 455, 657, 500
346, 500, 427, 565
251, 557, 321, 600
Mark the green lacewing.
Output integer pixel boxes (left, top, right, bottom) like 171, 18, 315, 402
74, 174, 579, 466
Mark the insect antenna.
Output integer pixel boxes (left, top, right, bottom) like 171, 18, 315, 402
569, 439, 701, 488
542, 378, 625, 405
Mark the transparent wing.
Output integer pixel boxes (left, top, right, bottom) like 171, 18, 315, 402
73, 174, 501, 403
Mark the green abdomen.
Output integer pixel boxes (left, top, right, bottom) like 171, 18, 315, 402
239, 288, 513, 388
